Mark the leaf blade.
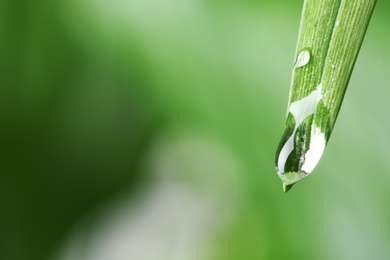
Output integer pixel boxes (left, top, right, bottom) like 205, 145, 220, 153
275, 0, 376, 191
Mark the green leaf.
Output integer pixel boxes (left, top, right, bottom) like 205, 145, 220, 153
275, 0, 376, 192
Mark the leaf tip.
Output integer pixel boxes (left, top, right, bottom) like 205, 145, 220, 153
283, 183, 294, 193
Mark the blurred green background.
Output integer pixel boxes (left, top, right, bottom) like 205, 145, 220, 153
1, 0, 390, 259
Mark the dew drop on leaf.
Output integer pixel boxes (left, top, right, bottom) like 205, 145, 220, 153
295, 48, 311, 68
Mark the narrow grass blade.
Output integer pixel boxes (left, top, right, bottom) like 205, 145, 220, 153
275, 0, 376, 192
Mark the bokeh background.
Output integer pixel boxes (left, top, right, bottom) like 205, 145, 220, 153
1, 0, 390, 259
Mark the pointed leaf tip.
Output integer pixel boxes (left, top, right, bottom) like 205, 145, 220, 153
283, 183, 294, 193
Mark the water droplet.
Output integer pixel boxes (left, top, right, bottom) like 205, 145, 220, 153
295, 48, 311, 68
277, 84, 322, 173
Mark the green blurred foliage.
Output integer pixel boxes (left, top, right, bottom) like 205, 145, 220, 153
1, 0, 390, 260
